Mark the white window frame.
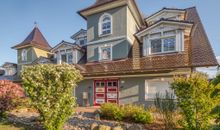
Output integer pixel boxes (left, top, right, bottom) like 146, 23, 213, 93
150, 36, 176, 55
99, 13, 113, 37
145, 79, 175, 101
144, 29, 183, 56
99, 45, 113, 61
21, 49, 27, 61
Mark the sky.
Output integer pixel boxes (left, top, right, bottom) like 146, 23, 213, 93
0, 0, 219, 69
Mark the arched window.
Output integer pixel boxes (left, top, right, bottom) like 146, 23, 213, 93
99, 13, 112, 36
21, 49, 27, 61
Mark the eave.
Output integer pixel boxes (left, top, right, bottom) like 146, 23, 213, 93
78, 0, 144, 27
136, 19, 194, 39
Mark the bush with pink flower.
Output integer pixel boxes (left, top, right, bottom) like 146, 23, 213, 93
0, 80, 25, 117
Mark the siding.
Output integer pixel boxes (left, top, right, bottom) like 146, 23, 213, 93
17, 47, 33, 64
87, 6, 127, 42
87, 39, 130, 62
75, 76, 176, 107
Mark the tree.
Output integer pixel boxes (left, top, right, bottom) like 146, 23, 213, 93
21, 64, 83, 130
171, 73, 218, 130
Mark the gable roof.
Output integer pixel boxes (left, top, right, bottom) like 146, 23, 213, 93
51, 40, 85, 52
12, 27, 52, 51
78, 0, 117, 17
136, 19, 194, 38
78, 0, 144, 27
71, 29, 87, 40
145, 7, 186, 21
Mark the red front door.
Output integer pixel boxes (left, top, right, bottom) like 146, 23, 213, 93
94, 79, 119, 106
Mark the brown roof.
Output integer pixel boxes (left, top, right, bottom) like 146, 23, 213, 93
186, 7, 218, 67
12, 27, 51, 51
78, 0, 117, 17
75, 7, 218, 77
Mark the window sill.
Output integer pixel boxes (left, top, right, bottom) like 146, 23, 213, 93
148, 51, 183, 56
99, 33, 112, 38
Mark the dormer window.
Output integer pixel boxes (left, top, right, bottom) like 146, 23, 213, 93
21, 49, 27, 61
149, 30, 176, 55
99, 13, 112, 36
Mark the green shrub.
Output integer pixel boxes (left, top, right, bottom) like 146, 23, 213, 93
21, 64, 83, 130
154, 91, 177, 130
100, 103, 152, 124
100, 103, 124, 121
122, 104, 152, 124
171, 73, 218, 130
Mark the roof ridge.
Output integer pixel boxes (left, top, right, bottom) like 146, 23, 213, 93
12, 26, 52, 51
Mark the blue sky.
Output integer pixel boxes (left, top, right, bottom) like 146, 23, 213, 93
0, 0, 220, 66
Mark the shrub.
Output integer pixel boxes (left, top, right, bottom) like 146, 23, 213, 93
210, 74, 220, 125
171, 73, 218, 130
100, 103, 152, 124
0, 80, 25, 117
131, 107, 152, 124
122, 104, 152, 124
154, 91, 177, 130
21, 64, 83, 130
100, 103, 124, 121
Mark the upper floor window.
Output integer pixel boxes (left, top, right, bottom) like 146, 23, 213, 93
148, 30, 177, 55
99, 46, 112, 61
60, 49, 73, 64
99, 13, 112, 36
21, 49, 27, 61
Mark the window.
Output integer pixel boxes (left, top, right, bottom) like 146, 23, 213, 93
21, 49, 27, 61
99, 13, 112, 36
100, 46, 112, 61
149, 30, 176, 54
145, 80, 174, 100
67, 52, 73, 64
79, 40, 84, 45
61, 52, 73, 64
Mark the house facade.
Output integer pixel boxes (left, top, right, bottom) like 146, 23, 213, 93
12, 0, 218, 107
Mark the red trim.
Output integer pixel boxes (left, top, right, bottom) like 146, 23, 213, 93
94, 79, 119, 106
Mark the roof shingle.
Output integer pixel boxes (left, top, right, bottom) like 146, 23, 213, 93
12, 27, 51, 51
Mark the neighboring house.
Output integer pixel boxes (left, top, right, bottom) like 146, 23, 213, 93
0, 62, 18, 81
11, 27, 53, 71
12, 0, 218, 107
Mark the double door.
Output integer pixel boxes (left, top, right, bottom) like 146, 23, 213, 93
94, 79, 119, 106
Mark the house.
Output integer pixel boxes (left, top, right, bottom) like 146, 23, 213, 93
0, 62, 18, 81
12, 0, 218, 107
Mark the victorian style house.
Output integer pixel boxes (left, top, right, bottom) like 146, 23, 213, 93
12, 0, 218, 106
